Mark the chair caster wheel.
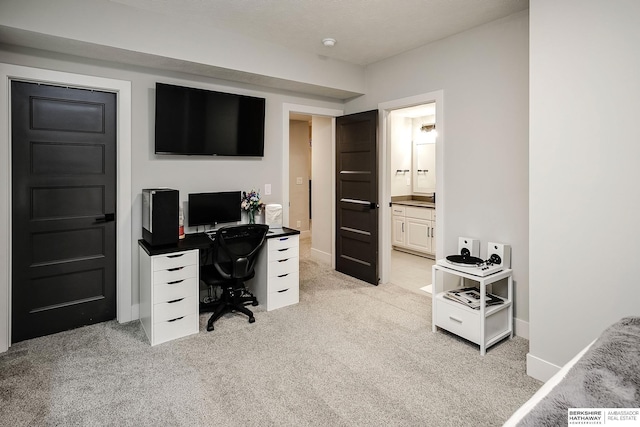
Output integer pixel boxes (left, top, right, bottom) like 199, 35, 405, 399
251, 301, 258, 306
248, 317, 255, 324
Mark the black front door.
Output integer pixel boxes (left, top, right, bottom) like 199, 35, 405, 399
335, 110, 379, 285
11, 81, 117, 343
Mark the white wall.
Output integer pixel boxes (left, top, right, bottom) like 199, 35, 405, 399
528, 0, 640, 381
0, 46, 343, 332
389, 114, 412, 196
311, 116, 333, 263
348, 11, 530, 327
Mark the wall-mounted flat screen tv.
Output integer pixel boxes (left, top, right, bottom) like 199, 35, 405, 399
155, 83, 265, 156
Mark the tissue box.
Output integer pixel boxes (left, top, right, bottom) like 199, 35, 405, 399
265, 204, 283, 228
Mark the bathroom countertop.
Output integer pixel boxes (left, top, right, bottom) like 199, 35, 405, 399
391, 200, 435, 208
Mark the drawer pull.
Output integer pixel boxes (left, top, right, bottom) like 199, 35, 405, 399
167, 298, 184, 304
167, 266, 184, 272
277, 273, 289, 278
278, 248, 289, 252
278, 258, 289, 263
167, 316, 184, 322
167, 254, 184, 258
167, 279, 184, 285
279, 237, 289, 241
449, 316, 463, 324
277, 288, 289, 293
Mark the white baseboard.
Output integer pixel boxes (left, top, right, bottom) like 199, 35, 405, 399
310, 248, 331, 264
526, 352, 561, 382
514, 317, 529, 340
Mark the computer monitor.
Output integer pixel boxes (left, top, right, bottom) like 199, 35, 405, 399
188, 191, 241, 227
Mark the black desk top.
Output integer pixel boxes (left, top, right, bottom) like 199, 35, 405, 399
138, 226, 300, 256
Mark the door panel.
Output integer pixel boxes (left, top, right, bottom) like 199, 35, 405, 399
11, 81, 117, 343
335, 110, 378, 285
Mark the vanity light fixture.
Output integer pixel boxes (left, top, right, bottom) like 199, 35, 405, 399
421, 124, 436, 133
322, 38, 336, 47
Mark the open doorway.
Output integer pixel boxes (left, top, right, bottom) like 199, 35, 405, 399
378, 90, 444, 294
285, 105, 342, 266
388, 103, 437, 295
289, 114, 312, 239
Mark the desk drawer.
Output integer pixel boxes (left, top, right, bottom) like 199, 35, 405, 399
153, 264, 197, 285
268, 270, 298, 293
153, 314, 198, 346
269, 245, 298, 262
152, 251, 197, 271
435, 298, 480, 344
154, 277, 197, 304
268, 286, 299, 311
268, 235, 299, 252
269, 257, 299, 278
154, 296, 196, 323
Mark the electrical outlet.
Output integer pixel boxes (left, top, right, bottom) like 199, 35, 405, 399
264, 184, 271, 195
296, 220, 301, 228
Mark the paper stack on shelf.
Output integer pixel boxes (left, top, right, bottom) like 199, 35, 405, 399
443, 287, 504, 310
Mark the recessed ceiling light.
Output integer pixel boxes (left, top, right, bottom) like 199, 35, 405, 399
322, 38, 336, 47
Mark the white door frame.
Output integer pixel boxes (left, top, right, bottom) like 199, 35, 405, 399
282, 103, 343, 268
378, 91, 444, 284
0, 64, 132, 353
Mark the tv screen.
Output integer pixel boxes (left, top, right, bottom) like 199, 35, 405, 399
155, 83, 265, 156
188, 191, 241, 227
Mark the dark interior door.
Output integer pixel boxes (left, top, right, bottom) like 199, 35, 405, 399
11, 81, 117, 343
335, 110, 379, 285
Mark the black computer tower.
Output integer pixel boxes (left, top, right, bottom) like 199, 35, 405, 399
142, 188, 179, 246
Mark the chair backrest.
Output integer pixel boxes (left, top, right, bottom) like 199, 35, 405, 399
212, 224, 269, 280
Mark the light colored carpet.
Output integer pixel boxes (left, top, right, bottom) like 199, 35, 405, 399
0, 254, 541, 426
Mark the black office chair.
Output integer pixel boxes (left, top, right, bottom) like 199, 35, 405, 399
200, 224, 269, 331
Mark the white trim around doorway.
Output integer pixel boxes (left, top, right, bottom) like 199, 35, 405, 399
378, 91, 444, 285
282, 104, 343, 269
0, 64, 132, 353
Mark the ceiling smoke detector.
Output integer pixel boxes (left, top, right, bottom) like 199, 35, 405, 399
322, 38, 336, 47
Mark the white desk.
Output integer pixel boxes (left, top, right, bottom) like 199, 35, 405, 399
138, 228, 300, 346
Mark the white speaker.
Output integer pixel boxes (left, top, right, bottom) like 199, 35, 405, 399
458, 237, 480, 257
486, 242, 511, 268
265, 204, 283, 229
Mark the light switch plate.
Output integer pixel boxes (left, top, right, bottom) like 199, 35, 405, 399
296, 177, 303, 185
264, 184, 271, 195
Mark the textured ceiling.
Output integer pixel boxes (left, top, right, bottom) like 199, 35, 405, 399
109, 0, 528, 66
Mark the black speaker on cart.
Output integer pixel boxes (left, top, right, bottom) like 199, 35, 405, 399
142, 188, 179, 246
